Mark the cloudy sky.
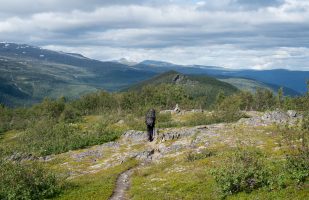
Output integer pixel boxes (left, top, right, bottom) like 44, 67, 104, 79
0, 0, 309, 70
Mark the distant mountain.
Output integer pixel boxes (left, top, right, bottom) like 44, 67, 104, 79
126, 70, 238, 107
0, 43, 155, 106
135, 60, 226, 74
135, 60, 309, 94
114, 58, 138, 66
0, 42, 306, 107
218, 77, 300, 96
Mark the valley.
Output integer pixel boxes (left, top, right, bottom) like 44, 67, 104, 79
1, 43, 307, 107
0, 43, 308, 200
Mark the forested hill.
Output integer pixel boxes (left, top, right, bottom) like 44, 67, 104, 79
134, 60, 309, 94
126, 70, 238, 108
0, 43, 155, 107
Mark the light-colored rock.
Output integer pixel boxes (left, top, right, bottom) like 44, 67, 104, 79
287, 110, 297, 117
122, 130, 148, 143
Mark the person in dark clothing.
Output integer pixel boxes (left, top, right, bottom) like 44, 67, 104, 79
145, 108, 156, 142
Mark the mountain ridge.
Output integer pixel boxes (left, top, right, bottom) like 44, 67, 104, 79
0, 42, 306, 107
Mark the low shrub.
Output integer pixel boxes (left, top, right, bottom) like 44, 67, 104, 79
15, 118, 122, 156
186, 149, 215, 162
286, 148, 309, 184
0, 160, 63, 200
59, 105, 81, 123
211, 148, 270, 196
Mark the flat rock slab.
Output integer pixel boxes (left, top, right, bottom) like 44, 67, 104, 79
109, 168, 133, 200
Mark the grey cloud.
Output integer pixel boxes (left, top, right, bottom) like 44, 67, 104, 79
235, 0, 284, 9
0, 0, 308, 70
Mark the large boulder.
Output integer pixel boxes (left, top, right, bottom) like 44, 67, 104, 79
240, 110, 302, 126
261, 110, 290, 123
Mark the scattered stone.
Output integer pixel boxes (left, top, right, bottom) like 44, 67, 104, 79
117, 120, 125, 124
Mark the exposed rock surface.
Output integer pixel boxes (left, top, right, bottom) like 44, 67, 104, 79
49, 110, 302, 179
239, 110, 301, 126
122, 130, 148, 143
159, 128, 196, 141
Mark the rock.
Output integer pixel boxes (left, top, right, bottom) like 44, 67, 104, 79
174, 104, 181, 113
122, 130, 148, 143
160, 128, 196, 141
261, 110, 289, 123
239, 110, 302, 126
159, 110, 174, 114
190, 109, 203, 113
8, 152, 38, 161
287, 110, 297, 117
116, 120, 125, 124
102, 141, 120, 148
196, 125, 208, 130
173, 74, 184, 84
130, 150, 154, 160
71, 150, 103, 161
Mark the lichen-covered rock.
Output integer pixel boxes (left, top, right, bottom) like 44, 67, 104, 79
159, 128, 196, 141
71, 150, 103, 161
239, 110, 301, 126
122, 130, 148, 143
287, 110, 297, 117
261, 110, 290, 123
130, 150, 154, 160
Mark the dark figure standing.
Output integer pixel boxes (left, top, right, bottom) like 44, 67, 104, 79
145, 109, 156, 142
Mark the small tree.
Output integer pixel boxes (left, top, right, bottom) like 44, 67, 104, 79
215, 90, 226, 108
277, 87, 284, 109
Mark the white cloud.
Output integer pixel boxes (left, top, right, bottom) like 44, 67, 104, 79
44, 44, 309, 71
0, 0, 308, 70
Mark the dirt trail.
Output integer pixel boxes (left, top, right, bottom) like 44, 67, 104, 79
109, 168, 134, 200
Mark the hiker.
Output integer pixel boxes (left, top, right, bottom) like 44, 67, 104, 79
145, 108, 156, 142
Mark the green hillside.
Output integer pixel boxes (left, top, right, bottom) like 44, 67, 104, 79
0, 47, 154, 107
127, 70, 239, 108
0, 82, 308, 200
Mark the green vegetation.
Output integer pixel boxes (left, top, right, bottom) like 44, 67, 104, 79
126, 70, 239, 108
130, 125, 309, 200
0, 159, 63, 200
0, 73, 308, 200
211, 148, 271, 196
186, 149, 216, 162
56, 159, 138, 200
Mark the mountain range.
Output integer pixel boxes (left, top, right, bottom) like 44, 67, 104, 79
0, 42, 307, 107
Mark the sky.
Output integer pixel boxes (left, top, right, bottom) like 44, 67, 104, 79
0, 0, 309, 70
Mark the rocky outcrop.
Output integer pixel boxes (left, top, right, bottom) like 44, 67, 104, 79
121, 130, 149, 143
159, 128, 196, 141
239, 110, 302, 126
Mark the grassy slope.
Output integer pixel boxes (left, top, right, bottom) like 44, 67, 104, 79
0, 55, 155, 107
55, 159, 138, 200
1, 111, 308, 200
129, 123, 309, 200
